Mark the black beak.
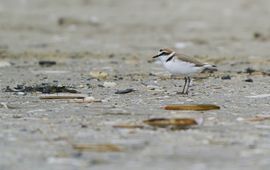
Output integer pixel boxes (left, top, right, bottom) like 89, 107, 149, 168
153, 54, 160, 58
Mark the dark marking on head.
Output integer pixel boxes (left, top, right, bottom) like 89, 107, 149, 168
153, 48, 175, 58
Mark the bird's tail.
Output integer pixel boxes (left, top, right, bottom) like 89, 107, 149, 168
202, 64, 218, 72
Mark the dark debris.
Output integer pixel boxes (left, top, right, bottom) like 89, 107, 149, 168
3, 83, 78, 94
38, 61, 56, 67
245, 67, 256, 74
244, 78, 253, 82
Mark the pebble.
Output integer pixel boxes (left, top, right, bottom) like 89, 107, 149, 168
221, 75, 231, 80
115, 88, 135, 94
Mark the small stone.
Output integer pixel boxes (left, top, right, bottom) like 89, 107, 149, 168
253, 32, 262, 39
146, 85, 164, 92
81, 124, 88, 128
237, 71, 242, 74
108, 54, 115, 58
149, 73, 156, 76
146, 85, 160, 90
221, 75, 231, 80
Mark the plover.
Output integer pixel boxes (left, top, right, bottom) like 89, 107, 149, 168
153, 48, 216, 94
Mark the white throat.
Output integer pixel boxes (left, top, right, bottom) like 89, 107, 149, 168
159, 52, 175, 64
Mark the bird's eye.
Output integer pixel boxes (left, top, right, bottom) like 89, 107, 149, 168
159, 49, 163, 52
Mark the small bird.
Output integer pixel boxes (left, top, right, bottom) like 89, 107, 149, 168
153, 48, 216, 94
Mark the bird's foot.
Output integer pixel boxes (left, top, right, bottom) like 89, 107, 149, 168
176, 91, 188, 95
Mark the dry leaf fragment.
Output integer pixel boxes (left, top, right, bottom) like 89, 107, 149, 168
143, 117, 203, 128
40, 94, 87, 99
113, 124, 144, 129
5, 83, 77, 93
72, 144, 122, 152
247, 115, 270, 122
162, 104, 220, 111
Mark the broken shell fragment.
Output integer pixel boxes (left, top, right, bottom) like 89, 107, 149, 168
143, 117, 203, 128
162, 104, 220, 111
247, 115, 270, 122
0, 61, 11, 68
72, 97, 102, 103
103, 81, 117, 88
89, 71, 109, 80
0, 102, 18, 109
246, 94, 270, 99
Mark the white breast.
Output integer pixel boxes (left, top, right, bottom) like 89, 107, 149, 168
163, 59, 203, 76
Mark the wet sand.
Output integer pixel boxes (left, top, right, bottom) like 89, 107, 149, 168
1, 0, 270, 170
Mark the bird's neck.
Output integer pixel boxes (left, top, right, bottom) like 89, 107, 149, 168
159, 55, 170, 64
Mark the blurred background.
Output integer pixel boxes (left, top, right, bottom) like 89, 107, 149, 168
0, 0, 270, 57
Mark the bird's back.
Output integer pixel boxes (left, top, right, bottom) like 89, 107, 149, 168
174, 53, 205, 67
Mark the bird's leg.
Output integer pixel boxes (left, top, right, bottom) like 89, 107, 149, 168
185, 77, 191, 94
181, 77, 187, 94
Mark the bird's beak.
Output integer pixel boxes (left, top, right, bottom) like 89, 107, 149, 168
152, 54, 160, 58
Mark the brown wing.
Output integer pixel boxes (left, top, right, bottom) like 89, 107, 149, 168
175, 53, 205, 67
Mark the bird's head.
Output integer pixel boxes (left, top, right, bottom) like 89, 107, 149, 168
153, 48, 176, 62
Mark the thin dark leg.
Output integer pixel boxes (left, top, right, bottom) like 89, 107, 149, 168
185, 77, 191, 94
181, 77, 187, 94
